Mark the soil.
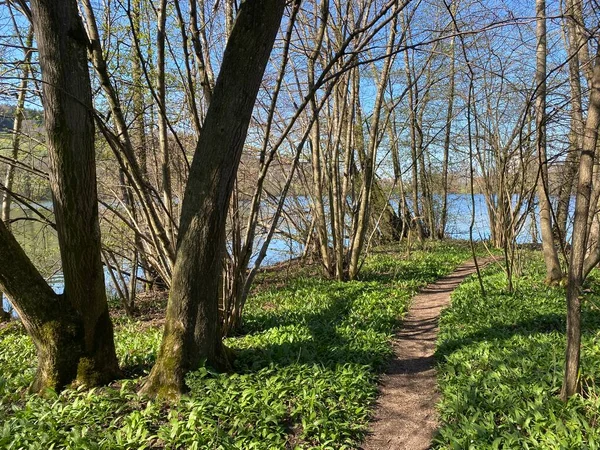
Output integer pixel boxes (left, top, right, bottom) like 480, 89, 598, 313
361, 257, 495, 450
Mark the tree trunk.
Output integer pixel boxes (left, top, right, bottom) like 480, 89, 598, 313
348, 9, 397, 279
189, 0, 215, 103
30, 0, 120, 387
439, 32, 456, 239
308, 1, 332, 277
131, 0, 148, 177
388, 108, 411, 238
141, 0, 286, 398
402, 20, 425, 241
555, 0, 584, 244
1, 28, 33, 227
82, 0, 176, 276
0, 219, 84, 391
535, 0, 562, 283
156, 0, 175, 245
561, 49, 600, 401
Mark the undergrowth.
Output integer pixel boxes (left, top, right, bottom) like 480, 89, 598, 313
0, 242, 471, 449
434, 252, 600, 449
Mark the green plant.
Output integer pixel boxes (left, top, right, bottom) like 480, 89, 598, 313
434, 253, 600, 449
0, 242, 472, 449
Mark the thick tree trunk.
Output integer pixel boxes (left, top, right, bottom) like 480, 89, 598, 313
561, 50, 600, 401
30, 0, 120, 386
536, 0, 562, 283
0, 219, 84, 391
141, 0, 286, 398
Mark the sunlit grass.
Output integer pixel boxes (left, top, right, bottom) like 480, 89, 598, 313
434, 253, 600, 449
0, 242, 471, 449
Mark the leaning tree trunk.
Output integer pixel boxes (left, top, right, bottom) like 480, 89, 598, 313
535, 0, 562, 283
0, 220, 84, 391
141, 0, 286, 399
30, 0, 120, 387
561, 49, 600, 401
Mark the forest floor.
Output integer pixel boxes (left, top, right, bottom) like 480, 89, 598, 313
362, 256, 495, 450
0, 242, 475, 449
6, 246, 600, 448
434, 252, 600, 448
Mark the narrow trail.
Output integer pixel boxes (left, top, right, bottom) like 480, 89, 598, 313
361, 257, 495, 450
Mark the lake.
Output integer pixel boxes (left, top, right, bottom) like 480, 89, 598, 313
2, 193, 571, 313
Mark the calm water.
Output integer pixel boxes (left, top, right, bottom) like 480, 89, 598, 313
2, 193, 572, 313
440, 193, 573, 243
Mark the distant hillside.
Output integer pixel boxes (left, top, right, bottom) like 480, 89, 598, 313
0, 116, 13, 131
0, 104, 43, 132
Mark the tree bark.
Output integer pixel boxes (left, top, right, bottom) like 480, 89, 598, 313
82, 0, 176, 278
156, 0, 175, 245
402, 14, 425, 240
0, 219, 84, 391
348, 8, 397, 279
439, 31, 456, 239
535, 0, 562, 283
561, 49, 600, 401
141, 0, 286, 398
131, 0, 148, 177
30, 0, 120, 387
308, 0, 332, 277
555, 0, 584, 244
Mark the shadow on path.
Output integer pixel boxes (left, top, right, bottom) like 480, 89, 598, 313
361, 257, 496, 450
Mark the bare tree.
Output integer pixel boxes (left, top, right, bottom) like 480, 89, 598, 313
1, 27, 33, 227
562, 47, 600, 400
535, 0, 562, 283
141, 0, 287, 398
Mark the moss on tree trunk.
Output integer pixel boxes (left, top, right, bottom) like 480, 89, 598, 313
0, 0, 122, 393
141, 0, 286, 399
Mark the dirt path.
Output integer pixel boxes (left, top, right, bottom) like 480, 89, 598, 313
361, 257, 494, 450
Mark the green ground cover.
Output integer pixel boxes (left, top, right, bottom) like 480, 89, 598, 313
0, 242, 470, 449
434, 253, 600, 449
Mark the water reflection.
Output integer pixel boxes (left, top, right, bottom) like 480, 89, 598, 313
2, 194, 574, 315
